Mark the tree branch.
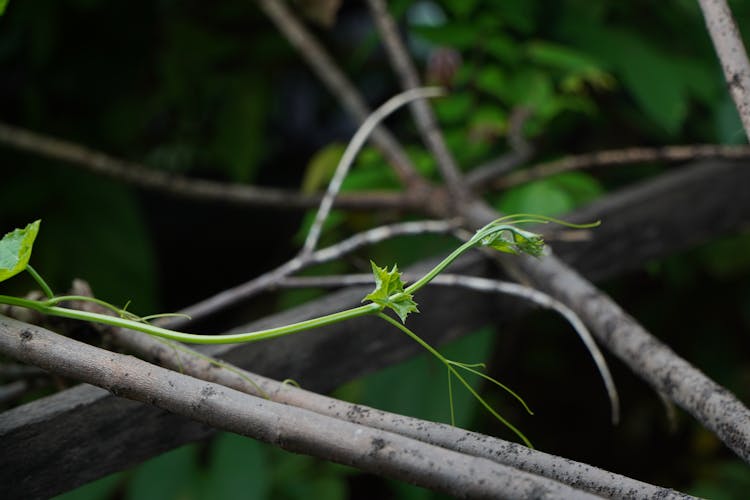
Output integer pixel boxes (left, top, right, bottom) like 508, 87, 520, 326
104, 317, 688, 499
698, 0, 750, 140
464, 197, 750, 463
366, 0, 469, 200
171, 219, 459, 328
0, 121, 411, 211
301, 88, 444, 258
481, 144, 750, 191
2, 160, 748, 497
0, 315, 602, 500
256, 0, 427, 189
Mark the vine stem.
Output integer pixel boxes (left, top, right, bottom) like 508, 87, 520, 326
25, 265, 53, 299
0, 294, 379, 344
376, 312, 533, 448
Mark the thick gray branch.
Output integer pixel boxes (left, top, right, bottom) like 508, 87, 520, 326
111, 319, 691, 500
461, 167, 750, 462
698, 0, 750, 140
1, 160, 748, 497
0, 316, 600, 500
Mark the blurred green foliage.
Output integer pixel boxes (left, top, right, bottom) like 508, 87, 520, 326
1, 0, 748, 498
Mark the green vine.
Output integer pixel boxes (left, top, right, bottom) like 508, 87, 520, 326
0, 216, 599, 446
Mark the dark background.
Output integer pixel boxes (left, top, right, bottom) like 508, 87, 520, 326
1, 0, 749, 498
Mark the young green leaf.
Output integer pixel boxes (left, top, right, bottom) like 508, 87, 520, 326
363, 261, 419, 323
481, 227, 545, 257
0, 220, 41, 283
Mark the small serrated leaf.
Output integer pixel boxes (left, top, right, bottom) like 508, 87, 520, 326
363, 261, 419, 323
0, 220, 41, 283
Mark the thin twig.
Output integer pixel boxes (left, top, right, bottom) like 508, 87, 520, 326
171, 219, 459, 327
0, 316, 603, 499
275, 272, 619, 425
698, 0, 750, 140
301, 87, 445, 258
0, 121, 411, 211
487, 144, 750, 191
256, 0, 426, 188
366, 0, 469, 200
308, 219, 460, 264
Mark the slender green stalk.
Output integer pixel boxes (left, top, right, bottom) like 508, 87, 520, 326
447, 361, 533, 415
0, 294, 379, 344
43, 295, 140, 319
447, 369, 455, 425
405, 239, 476, 294
377, 312, 533, 447
405, 223, 521, 294
449, 366, 533, 448
26, 265, 53, 299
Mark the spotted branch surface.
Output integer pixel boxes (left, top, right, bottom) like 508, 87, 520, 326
0, 315, 601, 500
698, 0, 750, 140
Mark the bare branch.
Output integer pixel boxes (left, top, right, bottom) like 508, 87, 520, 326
106, 320, 688, 499
0, 121, 412, 211
518, 250, 750, 462
256, 0, 426, 188
3, 161, 747, 497
0, 316, 602, 499
459, 196, 750, 463
484, 144, 750, 191
301, 88, 444, 258
172, 219, 459, 327
366, 0, 469, 199
698, 0, 750, 140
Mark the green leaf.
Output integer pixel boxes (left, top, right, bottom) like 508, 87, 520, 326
442, 0, 479, 19
0, 220, 40, 283
483, 34, 520, 64
434, 92, 474, 124
527, 41, 602, 72
411, 24, 478, 49
0, 0, 8, 15
499, 180, 574, 216
126, 444, 200, 500
301, 142, 345, 193
480, 227, 545, 257
204, 433, 269, 500
211, 80, 269, 183
363, 261, 418, 323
